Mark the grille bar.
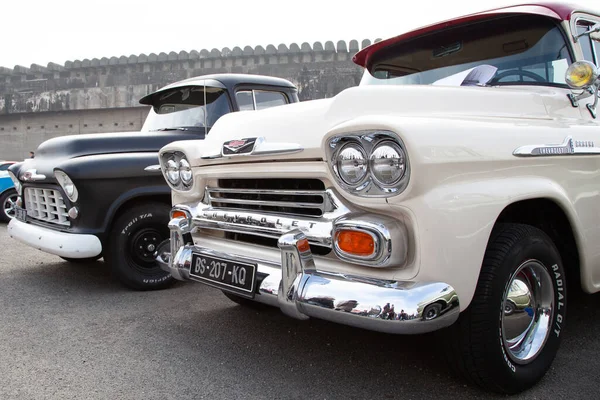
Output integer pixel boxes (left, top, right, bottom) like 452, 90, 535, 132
25, 187, 69, 226
208, 195, 324, 209
208, 188, 326, 196
206, 179, 328, 217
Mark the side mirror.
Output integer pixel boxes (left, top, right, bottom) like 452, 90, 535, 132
565, 61, 599, 118
575, 23, 600, 41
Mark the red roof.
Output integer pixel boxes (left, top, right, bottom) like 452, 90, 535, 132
353, 3, 588, 68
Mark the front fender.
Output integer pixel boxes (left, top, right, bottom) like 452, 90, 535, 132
396, 176, 583, 310
53, 153, 170, 235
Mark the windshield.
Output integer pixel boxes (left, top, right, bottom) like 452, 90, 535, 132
361, 14, 572, 87
141, 86, 231, 132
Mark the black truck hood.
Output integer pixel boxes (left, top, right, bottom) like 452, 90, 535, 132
13, 130, 204, 181
36, 131, 201, 158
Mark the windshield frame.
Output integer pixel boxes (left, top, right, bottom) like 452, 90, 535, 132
361, 14, 576, 89
141, 84, 233, 133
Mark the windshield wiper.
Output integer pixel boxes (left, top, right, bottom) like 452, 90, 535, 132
151, 126, 207, 132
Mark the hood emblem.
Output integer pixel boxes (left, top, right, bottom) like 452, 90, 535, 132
222, 138, 258, 155
202, 137, 303, 159
21, 169, 46, 181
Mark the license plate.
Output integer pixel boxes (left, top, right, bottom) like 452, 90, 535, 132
15, 206, 27, 222
190, 253, 256, 297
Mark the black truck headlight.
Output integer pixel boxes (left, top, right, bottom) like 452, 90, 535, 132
54, 170, 79, 202
327, 130, 410, 197
160, 151, 193, 191
7, 170, 22, 195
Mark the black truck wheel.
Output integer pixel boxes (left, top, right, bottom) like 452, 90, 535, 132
446, 223, 566, 394
106, 203, 175, 291
0, 188, 18, 222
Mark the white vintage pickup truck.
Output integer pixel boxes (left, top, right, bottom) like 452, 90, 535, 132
156, 3, 600, 394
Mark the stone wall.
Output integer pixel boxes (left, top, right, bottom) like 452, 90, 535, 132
0, 39, 378, 159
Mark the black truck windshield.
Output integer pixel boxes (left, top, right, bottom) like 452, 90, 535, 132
361, 14, 572, 87
142, 86, 231, 132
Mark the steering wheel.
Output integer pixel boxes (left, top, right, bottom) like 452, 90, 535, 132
490, 69, 546, 84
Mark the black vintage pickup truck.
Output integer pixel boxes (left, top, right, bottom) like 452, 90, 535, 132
7, 74, 298, 290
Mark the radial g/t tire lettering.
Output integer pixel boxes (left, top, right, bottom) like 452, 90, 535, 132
106, 202, 176, 291
445, 223, 566, 394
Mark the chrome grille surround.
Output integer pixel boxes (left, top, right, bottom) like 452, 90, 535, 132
174, 182, 408, 268
24, 187, 69, 226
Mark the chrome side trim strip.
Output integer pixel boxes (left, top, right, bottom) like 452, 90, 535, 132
144, 164, 162, 172
513, 136, 600, 157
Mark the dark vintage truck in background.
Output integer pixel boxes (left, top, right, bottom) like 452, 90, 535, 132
6, 74, 298, 290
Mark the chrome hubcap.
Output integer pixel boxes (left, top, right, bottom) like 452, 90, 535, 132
502, 259, 554, 364
3, 194, 18, 219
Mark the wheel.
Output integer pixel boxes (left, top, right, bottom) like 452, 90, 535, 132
445, 223, 566, 394
105, 202, 176, 291
503, 300, 516, 316
60, 256, 102, 263
222, 291, 268, 309
0, 189, 18, 222
422, 302, 443, 321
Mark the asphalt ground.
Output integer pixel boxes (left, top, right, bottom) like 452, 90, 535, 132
0, 222, 599, 399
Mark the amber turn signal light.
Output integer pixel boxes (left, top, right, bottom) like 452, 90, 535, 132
171, 210, 187, 219
297, 238, 311, 252
336, 230, 375, 256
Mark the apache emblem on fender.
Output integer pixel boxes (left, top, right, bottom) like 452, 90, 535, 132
513, 136, 600, 157
222, 138, 258, 155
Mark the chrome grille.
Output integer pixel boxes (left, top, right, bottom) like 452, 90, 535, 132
208, 179, 328, 217
25, 187, 69, 226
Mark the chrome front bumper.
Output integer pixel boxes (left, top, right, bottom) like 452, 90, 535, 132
157, 228, 460, 335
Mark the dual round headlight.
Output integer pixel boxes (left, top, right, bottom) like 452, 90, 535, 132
369, 141, 406, 186
330, 132, 409, 197
162, 152, 193, 190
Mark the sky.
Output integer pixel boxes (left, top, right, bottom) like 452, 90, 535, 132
1, 0, 598, 69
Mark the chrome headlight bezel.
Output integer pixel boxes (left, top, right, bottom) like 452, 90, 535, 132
327, 130, 410, 197
160, 151, 193, 191
54, 170, 79, 202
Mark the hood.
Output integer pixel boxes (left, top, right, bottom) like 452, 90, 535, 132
15, 130, 204, 180
167, 84, 558, 166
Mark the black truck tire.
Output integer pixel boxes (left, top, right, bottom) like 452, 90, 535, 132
0, 188, 18, 222
106, 202, 176, 291
445, 223, 566, 394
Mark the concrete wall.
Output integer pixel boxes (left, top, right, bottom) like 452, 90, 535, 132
0, 39, 378, 159
0, 107, 148, 160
